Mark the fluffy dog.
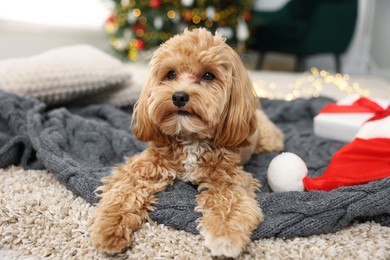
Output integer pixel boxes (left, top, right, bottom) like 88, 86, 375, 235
90, 28, 284, 258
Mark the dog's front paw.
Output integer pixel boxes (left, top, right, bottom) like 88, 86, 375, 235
91, 229, 131, 254
89, 213, 139, 254
201, 230, 248, 258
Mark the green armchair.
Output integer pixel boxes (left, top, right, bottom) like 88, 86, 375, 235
248, 0, 358, 72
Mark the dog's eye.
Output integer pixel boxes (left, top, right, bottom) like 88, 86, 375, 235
201, 72, 215, 81
167, 70, 177, 80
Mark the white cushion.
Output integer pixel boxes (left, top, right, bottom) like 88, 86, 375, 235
0, 45, 132, 105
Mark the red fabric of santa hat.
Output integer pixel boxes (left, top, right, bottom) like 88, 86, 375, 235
303, 114, 390, 192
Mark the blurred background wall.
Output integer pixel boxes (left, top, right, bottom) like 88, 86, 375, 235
0, 0, 111, 58
0, 0, 388, 78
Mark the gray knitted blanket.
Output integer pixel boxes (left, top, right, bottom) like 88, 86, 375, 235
1, 90, 389, 239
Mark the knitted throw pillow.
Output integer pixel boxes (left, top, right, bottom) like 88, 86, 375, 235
0, 45, 132, 105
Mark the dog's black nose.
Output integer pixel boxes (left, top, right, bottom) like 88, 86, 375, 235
172, 91, 189, 108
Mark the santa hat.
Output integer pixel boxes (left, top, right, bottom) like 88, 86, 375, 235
268, 110, 390, 192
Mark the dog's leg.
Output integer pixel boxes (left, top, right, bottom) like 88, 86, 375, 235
195, 167, 262, 258
255, 109, 284, 153
89, 154, 174, 254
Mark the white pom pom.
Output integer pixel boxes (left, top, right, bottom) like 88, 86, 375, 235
267, 152, 308, 192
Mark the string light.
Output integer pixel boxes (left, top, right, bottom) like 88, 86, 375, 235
192, 15, 201, 24
167, 10, 176, 19
132, 8, 141, 17
205, 19, 213, 27
253, 67, 371, 101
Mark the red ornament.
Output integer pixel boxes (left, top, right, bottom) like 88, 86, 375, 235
106, 12, 116, 24
243, 11, 252, 22
131, 39, 145, 50
150, 0, 161, 9
136, 39, 145, 50
183, 11, 192, 22
132, 23, 147, 37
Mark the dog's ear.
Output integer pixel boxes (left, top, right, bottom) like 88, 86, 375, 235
214, 50, 258, 148
131, 77, 165, 143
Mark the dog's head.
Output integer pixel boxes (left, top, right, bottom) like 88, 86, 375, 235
132, 28, 258, 148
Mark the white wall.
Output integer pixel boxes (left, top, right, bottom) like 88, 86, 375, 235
0, 22, 110, 59
370, 0, 390, 73
0, 0, 110, 59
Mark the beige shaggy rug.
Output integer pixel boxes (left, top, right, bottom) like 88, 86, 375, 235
0, 166, 389, 260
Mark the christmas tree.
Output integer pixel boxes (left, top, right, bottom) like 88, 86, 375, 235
105, 0, 253, 61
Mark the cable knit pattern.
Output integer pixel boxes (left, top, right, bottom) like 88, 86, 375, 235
0, 45, 132, 105
0, 90, 389, 239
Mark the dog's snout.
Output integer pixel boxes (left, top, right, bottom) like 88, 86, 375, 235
172, 91, 189, 108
